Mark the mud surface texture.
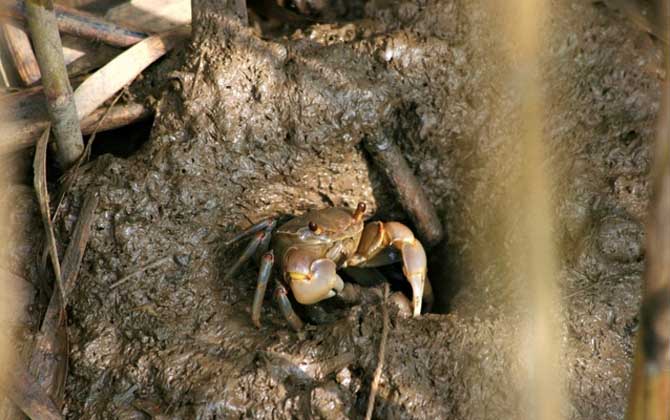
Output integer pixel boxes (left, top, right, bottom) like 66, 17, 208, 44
54, 0, 663, 418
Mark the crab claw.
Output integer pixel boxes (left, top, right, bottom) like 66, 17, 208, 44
397, 239, 426, 316
349, 221, 427, 316
284, 249, 344, 305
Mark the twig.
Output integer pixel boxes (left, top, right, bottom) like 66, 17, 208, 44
110, 256, 173, 289
1, 22, 40, 85
33, 127, 65, 313
25, 0, 83, 169
73, 25, 189, 120
364, 131, 444, 247
30, 192, 97, 406
2, 0, 147, 48
365, 283, 390, 420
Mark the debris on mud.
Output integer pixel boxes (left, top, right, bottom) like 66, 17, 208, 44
3, 0, 664, 418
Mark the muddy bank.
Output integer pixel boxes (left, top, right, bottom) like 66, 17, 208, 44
44, 0, 664, 418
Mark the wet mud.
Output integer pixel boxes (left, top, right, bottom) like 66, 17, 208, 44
12, 0, 663, 418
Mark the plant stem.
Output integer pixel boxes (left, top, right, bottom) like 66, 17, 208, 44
25, 0, 83, 169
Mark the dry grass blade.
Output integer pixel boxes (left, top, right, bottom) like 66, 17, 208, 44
3, 363, 63, 420
365, 283, 390, 420
30, 192, 98, 406
25, 0, 84, 169
33, 127, 65, 313
73, 25, 190, 120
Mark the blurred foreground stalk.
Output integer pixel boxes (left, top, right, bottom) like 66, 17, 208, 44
501, 0, 565, 419
625, 3, 670, 419
25, 0, 83, 169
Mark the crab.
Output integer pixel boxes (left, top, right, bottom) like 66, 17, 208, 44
224, 202, 432, 330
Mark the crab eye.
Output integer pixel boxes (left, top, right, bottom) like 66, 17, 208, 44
308, 221, 323, 234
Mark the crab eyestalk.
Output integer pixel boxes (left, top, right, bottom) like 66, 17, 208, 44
353, 202, 366, 222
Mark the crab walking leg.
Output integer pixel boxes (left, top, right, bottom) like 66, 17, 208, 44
251, 251, 274, 328
274, 282, 304, 331
224, 218, 276, 246
224, 231, 265, 281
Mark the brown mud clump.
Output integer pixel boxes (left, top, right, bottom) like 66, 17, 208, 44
57, 0, 662, 418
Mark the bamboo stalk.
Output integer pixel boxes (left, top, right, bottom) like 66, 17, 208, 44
25, 0, 83, 169
2, 0, 147, 47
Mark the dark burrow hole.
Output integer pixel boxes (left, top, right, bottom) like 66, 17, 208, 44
87, 115, 154, 160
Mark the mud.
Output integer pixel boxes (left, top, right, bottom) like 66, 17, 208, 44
17, 0, 662, 418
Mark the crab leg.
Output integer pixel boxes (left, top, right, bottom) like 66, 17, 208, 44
224, 218, 276, 246
348, 221, 428, 316
223, 231, 266, 282
251, 251, 274, 328
274, 282, 304, 331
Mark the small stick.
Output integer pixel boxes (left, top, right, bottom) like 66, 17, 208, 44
365, 283, 390, 420
110, 256, 172, 289
25, 0, 84, 169
32, 127, 65, 312
2, 0, 147, 48
364, 132, 444, 247
1, 22, 40, 85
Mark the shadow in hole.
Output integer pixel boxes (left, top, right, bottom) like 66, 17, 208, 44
87, 115, 154, 159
